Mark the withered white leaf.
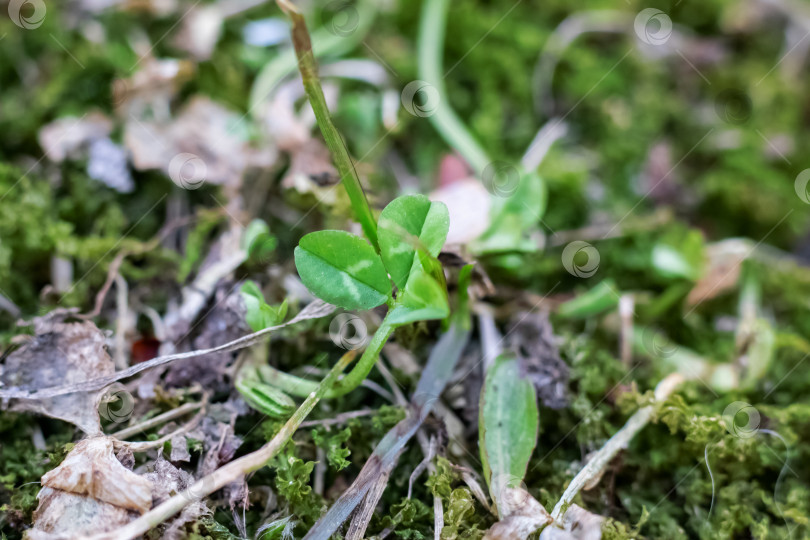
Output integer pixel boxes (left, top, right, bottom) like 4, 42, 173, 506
0, 317, 115, 434
28, 487, 135, 540
41, 436, 153, 514
484, 487, 552, 540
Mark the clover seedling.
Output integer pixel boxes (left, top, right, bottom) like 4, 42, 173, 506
251, 194, 451, 400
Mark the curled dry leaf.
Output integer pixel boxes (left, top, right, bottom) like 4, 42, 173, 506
41, 436, 153, 513
0, 316, 115, 434
28, 436, 154, 539
484, 487, 552, 540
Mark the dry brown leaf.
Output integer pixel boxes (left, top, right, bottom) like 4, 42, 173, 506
687, 239, 749, 306
125, 96, 275, 187
41, 436, 153, 513
0, 316, 115, 434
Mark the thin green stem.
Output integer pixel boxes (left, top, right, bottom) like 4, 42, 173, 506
418, 0, 492, 174
260, 315, 397, 399
249, 0, 376, 114
280, 2, 379, 251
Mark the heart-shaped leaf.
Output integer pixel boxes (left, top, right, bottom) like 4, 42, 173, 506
378, 194, 449, 290
386, 269, 449, 326
295, 230, 391, 310
479, 354, 539, 516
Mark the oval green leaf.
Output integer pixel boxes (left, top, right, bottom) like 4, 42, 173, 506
479, 354, 539, 516
294, 230, 391, 310
378, 194, 449, 290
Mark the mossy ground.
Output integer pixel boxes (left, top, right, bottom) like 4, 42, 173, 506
2, 0, 810, 538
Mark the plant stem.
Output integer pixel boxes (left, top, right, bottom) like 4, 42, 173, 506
260, 317, 397, 398
418, 0, 491, 174
91, 351, 355, 540
249, 0, 376, 114
278, 0, 379, 251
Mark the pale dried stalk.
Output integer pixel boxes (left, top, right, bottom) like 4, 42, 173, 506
110, 401, 204, 439
122, 404, 207, 452
549, 372, 685, 522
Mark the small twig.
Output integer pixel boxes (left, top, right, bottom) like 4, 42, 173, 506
550, 372, 685, 522
298, 409, 375, 428
111, 401, 204, 439
376, 356, 408, 405
314, 447, 326, 496
123, 403, 208, 453
86, 352, 355, 540
408, 435, 438, 499
433, 495, 444, 540
114, 274, 129, 370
